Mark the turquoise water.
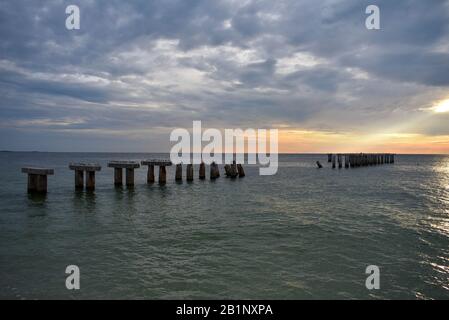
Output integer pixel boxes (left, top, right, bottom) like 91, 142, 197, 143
0, 152, 448, 299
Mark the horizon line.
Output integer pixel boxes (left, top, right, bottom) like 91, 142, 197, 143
1, 150, 448, 156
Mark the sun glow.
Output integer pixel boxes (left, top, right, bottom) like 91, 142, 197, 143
433, 99, 449, 113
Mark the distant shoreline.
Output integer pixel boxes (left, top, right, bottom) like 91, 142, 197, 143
1, 150, 448, 156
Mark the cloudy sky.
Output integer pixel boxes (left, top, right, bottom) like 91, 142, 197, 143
1, 0, 449, 153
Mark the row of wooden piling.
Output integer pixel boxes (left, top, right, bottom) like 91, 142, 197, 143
326, 153, 395, 169
21, 160, 245, 193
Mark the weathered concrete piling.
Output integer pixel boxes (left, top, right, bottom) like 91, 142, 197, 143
210, 162, 220, 179
199, 162, 206, 180
229, 162, 238, 178
224, 162, 244, 178
22, 167, 54, 193
237, 164, 245, 177
224, 164, 231, 176
327, 153, 395, 169
141, 159, 172, 184
69, 163, 101, 190
186, 164, 194, 181
108, 161, 140, 186
159, 166, 166, 184
22, 158, 248, 194
175, 164, 182, 181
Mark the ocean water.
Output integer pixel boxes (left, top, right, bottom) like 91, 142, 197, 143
0, 152, 448, 299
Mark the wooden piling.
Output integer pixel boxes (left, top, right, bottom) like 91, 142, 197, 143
338, 154, 342, 169
316, 161, 323, 168
328, 154, 332, 162
332, 154, 336, 169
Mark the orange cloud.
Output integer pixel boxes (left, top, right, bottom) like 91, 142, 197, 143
278, 130, 449, 154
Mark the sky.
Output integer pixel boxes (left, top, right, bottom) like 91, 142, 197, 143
1, 0, 449, 153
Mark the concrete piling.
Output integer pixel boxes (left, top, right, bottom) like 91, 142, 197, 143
147, 165, 155, 184
35, 175, 47, 193
86, 171, 96, 190
28, 174, 37, 192
159, 166, 166, 184
224, 164, 231, 176
108, 161, 140, 187
141, 160, 172, 185
210, 162, 220, 179
225, 163, 245, 177
237, 164, 245, 177
231, 161, 238, 176
22, 167, 54, 194
23, 156, 251, 195
75, 170, 84, 189
229, 163, 238, 178
114, 168, 123, 185
186, 164, 193, 181
327, 153, 395, 170
126, 168, 134, 186
69, 163, 101, 190
199, 162, 206, 180
175, 164, 182, 181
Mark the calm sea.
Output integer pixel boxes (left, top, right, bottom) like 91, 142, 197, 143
0, 152, 448, 299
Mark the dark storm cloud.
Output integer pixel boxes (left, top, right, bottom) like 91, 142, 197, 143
1, 0, 449, 150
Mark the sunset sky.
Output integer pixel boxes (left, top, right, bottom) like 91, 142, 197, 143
1, 0, 449, 153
